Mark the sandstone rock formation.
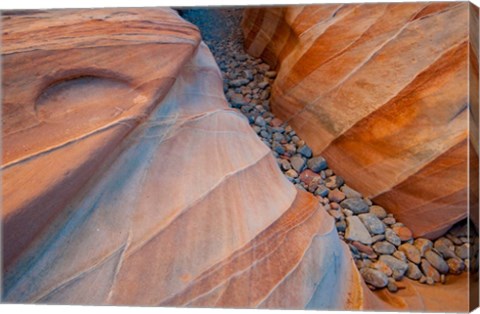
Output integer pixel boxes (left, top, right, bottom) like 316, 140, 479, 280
242, 2, 478, 239
2, 8, 369, 309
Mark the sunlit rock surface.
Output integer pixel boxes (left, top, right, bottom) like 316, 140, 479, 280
242, 2, 478, 239
2, 8, 371, 309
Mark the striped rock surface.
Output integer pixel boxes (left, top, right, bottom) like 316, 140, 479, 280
2, 8, 370, 309
242, 3, 478, 239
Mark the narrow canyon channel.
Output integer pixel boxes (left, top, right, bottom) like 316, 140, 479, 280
180, 7, 477, 293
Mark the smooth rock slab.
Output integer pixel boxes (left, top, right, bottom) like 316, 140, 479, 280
345, 216, 373, 245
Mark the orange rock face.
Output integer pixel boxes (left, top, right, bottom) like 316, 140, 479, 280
242, 3, 479, 239
2, 8, 370, 309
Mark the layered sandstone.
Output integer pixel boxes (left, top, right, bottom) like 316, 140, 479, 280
242, 3, 478, 239
2, 8, 369, 309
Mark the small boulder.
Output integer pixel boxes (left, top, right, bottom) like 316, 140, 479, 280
285, 169, 298, 178
340, 198, 369, 214
325, 175, 344, 189
341, 185, 362, 199
359, 213, 385, 235
278, 159, 291, 171
379, 255, 408, 280
298, 169, 320, 186
352, 241, 374, 255
455, 243, 469, 259
290, 155, 306, 172
370, 260, 393, 276
384, 228, 401, 247
425, 249, 449, 274
399, 243, 421, 264
315, 185, 329, 197
406, 262, 423, 280
297, 145, 312, 158
392, 225, 413, 242
345, 216, 373, 245
328, 189, 346, 203
369, 205, 387, 219
307, 156, 328, 172
447, 257, 465, 275
360, 268, 389, 288
372, 241, 396, 255
414, 238, 433, 256
421, 259, 441, 282
393, 250, 407, 262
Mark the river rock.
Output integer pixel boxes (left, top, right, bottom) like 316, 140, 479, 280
340, 198, 369, 214
421, 259, 441, 282
455, 243, 469, 259
370, 260, 393, 277
393, 251, 407, 263
328, 189, 346, 203
406, 262, 423, 280
379, 255, 408, 280
345, 216, 373, 245
425, 250, 449, 274
399, 243, 421, 264
341, 185, 362, 199
414, 238, 433, 256
297, 145, 312, 158
372, 241, 396, 255
325, 175, 344, 189
447, 257, 466, 274
315, 185, 329, 197
392, 226, 413, 242
385, 228, 401, 246
359, 213, 385, 235
360, 268, 388, 288
290, 155, 306, 172
352, 241, 374, 255
285, 169, 298, 178
278, 159, 291, 171
307, 156, 328, 172
369, 205, 387, 219
298, 169, 320, 185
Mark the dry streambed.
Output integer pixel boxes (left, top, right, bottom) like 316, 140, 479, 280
181, 8, 474, 293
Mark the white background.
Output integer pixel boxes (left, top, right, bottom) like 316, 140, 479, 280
1, 0, 479, 314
